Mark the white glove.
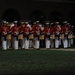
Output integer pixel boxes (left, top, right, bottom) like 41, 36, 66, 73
14, 32, 19, 35
3, 32, 7, 35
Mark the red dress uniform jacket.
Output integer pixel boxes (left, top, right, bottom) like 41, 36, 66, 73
44, 26, 53, 38
32, 25, 41, 37
61, 25, 70, 34
11, 25, 20, 36
54, 25, 61, 35
22, 25, 30, 37
44, 26, 53, 34
1, 25, 9, 36
44, 27, 50, 35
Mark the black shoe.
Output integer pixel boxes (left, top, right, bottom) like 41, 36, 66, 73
36, 48, 40, 50
64, 48, 67, 49
46, 48, 49, 50
56, 48, 59, 49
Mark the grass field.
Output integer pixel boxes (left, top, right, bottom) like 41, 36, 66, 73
0, 49, 75, 75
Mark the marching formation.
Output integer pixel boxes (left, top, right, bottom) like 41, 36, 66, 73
0, 20, 74, 50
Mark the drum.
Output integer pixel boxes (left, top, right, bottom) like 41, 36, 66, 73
29, 34, 34, 40
61, 34, 64, 39
68, 34, 73, 39
18, 34, 23, 39
52, 34, 55, 39
40, 34, 44, 40
6, 34, 11, 39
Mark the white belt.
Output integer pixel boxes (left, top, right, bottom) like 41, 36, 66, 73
65, 33, 68, 35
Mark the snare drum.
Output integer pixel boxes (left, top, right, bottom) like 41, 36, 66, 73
7, 34, 11, 40
18, 34, 23, 39
29, 34, 34, 40
61, 34, 64, 39
52, 34, 55, 39
40, 34, 44, 40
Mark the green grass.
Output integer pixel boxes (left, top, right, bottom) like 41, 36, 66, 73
0, 49, 75, 75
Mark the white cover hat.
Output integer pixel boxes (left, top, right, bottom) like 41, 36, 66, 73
21, 22, 24, 24
3, 21, 7, 24
55, 22, 59, 24
50, 22, 53, 25
45, 22, 49, 25
14, 21, 18, 23
25, 22, 28, 24
36, 21, 39, 23
63, 21, 67, 23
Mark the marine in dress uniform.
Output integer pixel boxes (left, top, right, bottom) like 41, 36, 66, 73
1, 21, 9, 50
54, 22, 61, 48
44, 22, 50, 49
67, 23, 74, 48
70, 25, 74, 46
6, 22, 12, 49
40, 24, 45, 48
50, 23, 55, 48
11, 21, 20, 50
29, 23, 34, 48
19, 22, 25, 49
67, 23, 71, 48
26, 22, 33, 48
32, 21, 41, 49
22, 22, 30, 49
61, 21, 70, 48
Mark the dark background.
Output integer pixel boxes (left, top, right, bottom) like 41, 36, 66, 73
0, 0, 75, 21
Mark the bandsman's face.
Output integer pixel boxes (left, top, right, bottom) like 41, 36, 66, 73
46, 24, 49, 27
23, 24, 25, 27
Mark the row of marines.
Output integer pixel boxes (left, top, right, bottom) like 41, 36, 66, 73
0, 20, 74, 50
